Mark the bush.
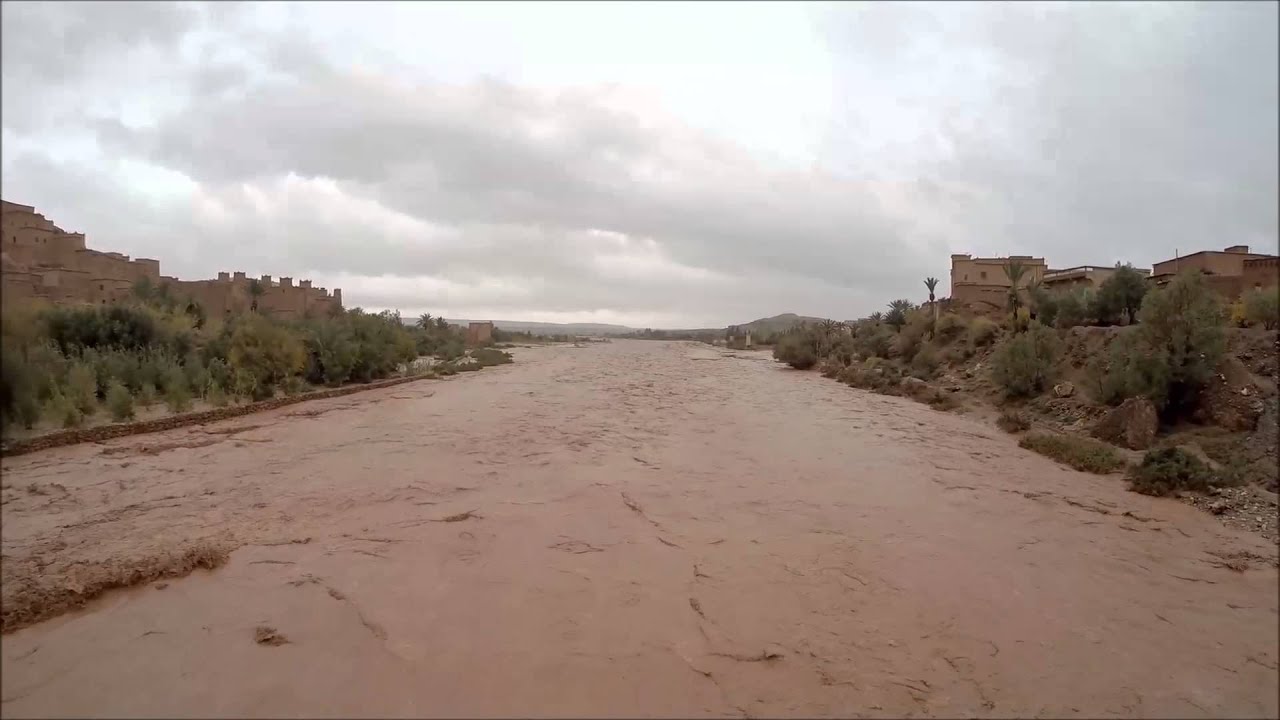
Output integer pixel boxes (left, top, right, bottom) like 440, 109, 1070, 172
1133, 272, 1226, 413
1019, 432, 1125, 474
206, 381, 230, 408
967, 317, 999, 349
990, 322, 1061, 398
1054, 289, 1092, 329
892, 310, 932, 359
1127, 447, 1217, 496
854, 323, 895, 359
282, 375, 308, 397
163, 365, 192, 413
1243, 287, 1278, 330
1, 346, 41, 431
138, 382, 158, 407
773, 328, 820, 370
66, 361, 99, 417
934, 313, 968, 344
909, 343, 940, 380
45, 386, 83, 429
1086, 331, 1170, 406
997, 410, 1031, 433
105, 380, 135, 421
228, 314, 305, 399
1093, 264, 1148, 325
471, 348, 514, 367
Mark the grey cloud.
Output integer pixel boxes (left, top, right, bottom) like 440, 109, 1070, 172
4, 1, 1276, 326
821, 1, 1278, 266
100, 68, 927, 302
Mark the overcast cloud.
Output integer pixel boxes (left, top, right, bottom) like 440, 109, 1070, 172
2, 1, 1275, 327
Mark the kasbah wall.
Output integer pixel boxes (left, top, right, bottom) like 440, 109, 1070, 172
1, 200, 342, 319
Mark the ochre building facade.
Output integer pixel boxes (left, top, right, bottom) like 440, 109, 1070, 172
1, 200, 342, 319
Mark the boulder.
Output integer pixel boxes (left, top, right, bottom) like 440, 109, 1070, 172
899, 376, 940, 403
1091, 396, 1158, 450
1053, 381, 1075, 398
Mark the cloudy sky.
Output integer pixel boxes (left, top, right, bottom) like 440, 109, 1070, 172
2, 1, 1276, 327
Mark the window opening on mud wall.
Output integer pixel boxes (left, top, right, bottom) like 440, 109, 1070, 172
980, 271, 987, 279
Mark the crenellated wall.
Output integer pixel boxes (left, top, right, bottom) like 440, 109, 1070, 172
0, 199, 342, 318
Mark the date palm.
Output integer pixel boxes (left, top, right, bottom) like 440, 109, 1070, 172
418, 313, 434, 330
1003, 260, 1027, 314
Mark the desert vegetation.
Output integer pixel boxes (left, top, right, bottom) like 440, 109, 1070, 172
769, 266, 1276, 519
0, 293, 511, 438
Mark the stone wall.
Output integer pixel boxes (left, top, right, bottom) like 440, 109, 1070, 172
0, 199, 341, 318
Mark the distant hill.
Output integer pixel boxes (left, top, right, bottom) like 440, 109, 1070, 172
400, 317, 636, 336
397, 312, 828, 337
734, 313, 829, 334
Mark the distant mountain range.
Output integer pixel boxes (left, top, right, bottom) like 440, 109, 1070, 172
401, 318, 636, 336
399, 312, 830, 337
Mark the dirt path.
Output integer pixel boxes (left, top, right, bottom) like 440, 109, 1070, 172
2, 340, 1276, 718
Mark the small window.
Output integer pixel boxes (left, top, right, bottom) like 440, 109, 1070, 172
980, 271, 987, 280
99, 284, 104, 290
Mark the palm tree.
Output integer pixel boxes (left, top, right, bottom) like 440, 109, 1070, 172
418, 313, 434, 330
869, 311, 884, 325
886, 299, 913, 331
924, 277, 940, 336
435, 316, 449, 331
1003, 260, 1027, 314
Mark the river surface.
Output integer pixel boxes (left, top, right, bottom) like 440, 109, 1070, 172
2, 340, 1277, 718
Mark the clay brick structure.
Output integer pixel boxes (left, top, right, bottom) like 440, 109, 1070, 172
1148, 245, 1278, 300
949, 254, 1047, 316
466, 321, 494, 345
1, 199, 342, 318
1042, 264, 1150, 291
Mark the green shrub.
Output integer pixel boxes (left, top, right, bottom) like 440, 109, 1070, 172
773, 329, 820, 370
1054, 288, 1092, 329
163, 365, 192, 413
228, 314, 305, 399
934, 313, 968, 344
1127, 447, 1218, 496
910, 343, 940, 380
892, 310, 932, 359
1086, 331, 1170, 406
138, 382, 158, 407
1019, 432, 1125, 474
105, 380, 135, 421
206, 381, 230, 407
231, 368, 259, 399
282, 375, 308, 396
471, 347, 514, 367
990, 322, 1061, 398
66, 361, 99, 417
184, 353, 210, 398
1, 346, 42, 431
997, 410, 1031, 433
1093, 264, 1149, 325
1134, 272, 1226, 413
45, 386, 83, 428
967, 317, 999, 348
1243, 287, 1279, 330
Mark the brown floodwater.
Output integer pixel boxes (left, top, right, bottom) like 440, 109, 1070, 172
1, 340, 1276, 718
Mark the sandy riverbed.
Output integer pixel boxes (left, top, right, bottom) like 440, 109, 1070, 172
1, 340, 1276, 717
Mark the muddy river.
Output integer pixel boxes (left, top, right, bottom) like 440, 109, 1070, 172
2, 340, 1276, 717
